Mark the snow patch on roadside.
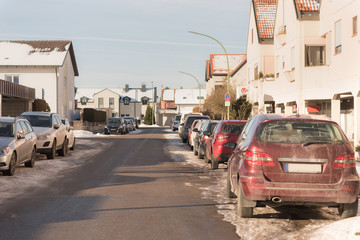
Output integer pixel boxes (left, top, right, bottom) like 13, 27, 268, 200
0, 139, 110, 206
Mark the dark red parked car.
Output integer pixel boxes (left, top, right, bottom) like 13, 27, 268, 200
227, 114, 359, 219
205, 120, 246, 169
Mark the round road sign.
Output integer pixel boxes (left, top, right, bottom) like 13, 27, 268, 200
225, 92, 230, 101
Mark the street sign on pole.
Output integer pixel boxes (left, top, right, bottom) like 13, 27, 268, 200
225, 92, 230, 101
225, 101, 230, 107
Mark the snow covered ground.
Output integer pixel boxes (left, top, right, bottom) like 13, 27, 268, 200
164, 129, 360, 240
0, 138, 111, 206
74, 129, 142, 138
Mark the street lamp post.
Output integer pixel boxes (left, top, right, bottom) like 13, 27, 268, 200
188, 30, 230, 120
151, 81, 154, 125
178, 71, 202, 112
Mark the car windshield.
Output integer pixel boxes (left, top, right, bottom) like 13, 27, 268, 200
256, 120, 345, 144
0, 122, 14, 137
21, 115, 51, 127
221, 123, 245, 134
175, 115, 181, 121
108, 119, 121, 124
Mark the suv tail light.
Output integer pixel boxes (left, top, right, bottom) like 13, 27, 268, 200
202, 135, 209, 141
332, 154, 355, 168
217, 134, 229, 140
245, 151, 274, 167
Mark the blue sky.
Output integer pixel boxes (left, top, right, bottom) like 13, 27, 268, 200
2, 0, 251, 89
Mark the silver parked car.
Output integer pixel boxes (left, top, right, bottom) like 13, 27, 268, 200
0, 117, 37, 176
20, 112, 67, 159
61, 118, 75, 150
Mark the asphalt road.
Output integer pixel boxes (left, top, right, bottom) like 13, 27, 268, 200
0, 128, 239, 240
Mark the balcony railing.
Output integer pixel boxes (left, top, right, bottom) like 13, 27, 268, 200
0, 79, 35, 100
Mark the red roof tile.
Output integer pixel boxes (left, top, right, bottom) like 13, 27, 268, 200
253, 0, 278, 39
295, 0, 320, 12
210, 54, 247, 76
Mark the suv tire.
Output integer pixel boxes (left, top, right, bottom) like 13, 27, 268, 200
25, 148, 36, 168
338, 198, 358, 218
47, 140, 56, 159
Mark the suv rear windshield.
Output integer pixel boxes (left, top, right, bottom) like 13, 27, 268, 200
256, 120, 345, 144
221, 123, 245, 134
186, 117, 209, 127
21, 115, 51, 128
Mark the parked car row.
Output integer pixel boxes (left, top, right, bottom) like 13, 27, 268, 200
104, 117, 138, 135
0, 112, 76, 176
176, 113, 360, 219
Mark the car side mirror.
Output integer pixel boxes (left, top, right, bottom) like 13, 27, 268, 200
53, 123, 60, 129
17, 132, 25, 139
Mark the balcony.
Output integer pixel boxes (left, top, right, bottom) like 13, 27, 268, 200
0, 79, 35, 100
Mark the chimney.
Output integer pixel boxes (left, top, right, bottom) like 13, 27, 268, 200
124, 84, 129, 92
141, 83, 146, 92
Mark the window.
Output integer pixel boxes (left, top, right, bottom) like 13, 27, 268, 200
109, 98, 114, 109
291, 47, 295, 70
335, 20, 342, 54
353, 16, 358, 36
305, 46, 325, 66
98, 98, 104, 108
197, 96, 204, 100
5, 75, 19, 84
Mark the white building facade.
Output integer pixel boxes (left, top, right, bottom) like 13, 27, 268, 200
0, 41, 78, 120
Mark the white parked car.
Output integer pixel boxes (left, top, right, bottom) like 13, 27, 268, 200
0, 117, 37, 176
61, 118, 75, 150
20, 112, 67, 159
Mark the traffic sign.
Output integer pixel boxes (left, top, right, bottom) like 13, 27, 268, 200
225, 92, 230, 101
225, 101, 230, 106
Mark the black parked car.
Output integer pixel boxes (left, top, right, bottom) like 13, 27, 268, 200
193, 120, 219, 159
181, 115, 210, 143
104, 117, 126, 135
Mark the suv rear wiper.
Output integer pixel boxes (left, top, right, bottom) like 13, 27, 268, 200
302, 141, 331, 146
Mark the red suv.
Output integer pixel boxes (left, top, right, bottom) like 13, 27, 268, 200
227, 114, 359, 218
205, 120, 246, 169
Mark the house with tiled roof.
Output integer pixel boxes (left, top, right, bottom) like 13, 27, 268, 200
246, 0, 360, 145
0, 40, 78, 120
246, 0, 277, 114
174, 88, 206, 114
205, 54, 247, 98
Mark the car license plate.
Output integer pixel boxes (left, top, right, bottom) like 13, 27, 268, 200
284, 163, 322, 173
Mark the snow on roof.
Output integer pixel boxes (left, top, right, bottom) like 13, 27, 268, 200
75, 87, 154, 102
295, 0, 320, 12
163, 89, 174, 101
253, 0, 278, 39
210, 54, 247, 76
174, 88, 206, 105
0, 40, 79, 76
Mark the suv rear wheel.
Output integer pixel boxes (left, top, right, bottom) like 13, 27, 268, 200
338, 198, 358, 218
237, 185, 254, 218
210, 153, 219, 170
